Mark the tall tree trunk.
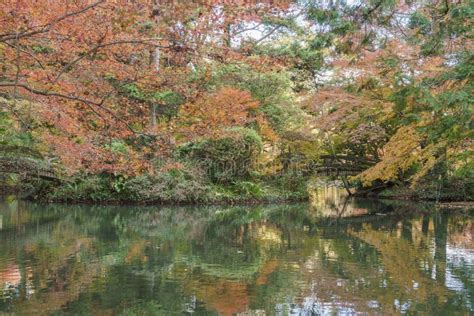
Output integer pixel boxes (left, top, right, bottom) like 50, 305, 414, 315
223, 6, 232, 48
149, 0, 161, 127
151, 46, 160, 72
150, 104, 157, 128
151, 0, 160, 71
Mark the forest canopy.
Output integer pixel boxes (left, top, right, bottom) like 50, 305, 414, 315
0, 0, 472, 202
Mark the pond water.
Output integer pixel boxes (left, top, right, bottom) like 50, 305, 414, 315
0, 194, 473, 315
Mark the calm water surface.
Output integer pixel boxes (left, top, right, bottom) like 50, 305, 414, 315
0, 192, 473, 315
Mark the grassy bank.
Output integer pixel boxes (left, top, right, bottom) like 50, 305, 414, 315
14, 175, 471, 206
23, 172, 309, 205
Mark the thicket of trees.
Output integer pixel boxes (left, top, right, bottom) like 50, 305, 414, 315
0, 0, 472, 202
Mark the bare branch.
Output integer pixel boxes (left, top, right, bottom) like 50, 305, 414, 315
54, 39, 169, 84
0, 1, 105, 42
0, 82, 146, 136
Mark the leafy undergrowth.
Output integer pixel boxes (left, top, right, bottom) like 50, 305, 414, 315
37, 172, 310, 205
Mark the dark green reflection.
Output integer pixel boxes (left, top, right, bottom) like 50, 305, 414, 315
0, 198, 472, 315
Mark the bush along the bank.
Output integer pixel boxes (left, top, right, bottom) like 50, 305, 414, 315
41, 128, 310, 204
177, 127, 263, 183
43, 172, 310, 204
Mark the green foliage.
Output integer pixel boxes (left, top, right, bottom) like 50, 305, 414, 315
306, 8, 354, 35
121, 302, 167, 316
232, 180, 264, 198
50, 175, 112, 202
260, 103, 287, 132
178, 128, 263, 183
265, 173, 309, 200
48, 166, 209, 203
0, 109, 35, 147
104, 140, 129, 155
408, 12, 431, 35
152, 91, 183, 106
410, 1, 474, 56
152, 90, 184, 119
378, 177, 474, 202
419, 54, 473, 143
31, 45, 53, 54
123, 83, 146, 101
123, 163, 209, 203
121, 84, 184, 119
253, 41, 325, 90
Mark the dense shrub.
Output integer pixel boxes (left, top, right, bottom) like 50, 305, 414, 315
47, 162, 210, 203
177, 128, 263, 183
48, 175, 113, 202
123, 164, 210, 203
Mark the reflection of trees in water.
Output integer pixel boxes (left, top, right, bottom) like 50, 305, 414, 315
0, 200, 472, 314
351, 224, 448, 311
309, 185, 386, 218
350, 212, 474, 313
448, 216, 473, 248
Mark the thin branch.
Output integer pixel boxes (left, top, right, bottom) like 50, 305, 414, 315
365, 0, 384, 18
0, 82, 145, 136
252, 8, 306, 47
3, 42, 52, 82
231, 22, 265, 37
53, 39, 168, 84
0, 1, 105, 42
253, 24, 284, 46
13, 34, 21, 98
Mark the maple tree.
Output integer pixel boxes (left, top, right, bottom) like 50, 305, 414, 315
0, 0, 472, 202
0, 1, 288, 174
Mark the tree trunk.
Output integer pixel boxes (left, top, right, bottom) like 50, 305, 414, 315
148, 0, 160, 128
150, 104, 157, 128
151, 46, 160, 72
150, 0, 161, 72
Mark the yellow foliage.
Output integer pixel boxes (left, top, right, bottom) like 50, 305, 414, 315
256, 115, 278, 142
356, 125, 422, 186
409, 142, 445, 186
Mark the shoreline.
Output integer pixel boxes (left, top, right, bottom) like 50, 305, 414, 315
2, 194, 473, 210
2, 195, 310, 207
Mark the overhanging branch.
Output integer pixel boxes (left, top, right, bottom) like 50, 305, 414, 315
0, 1, 105, 42
0, 82, 147, 136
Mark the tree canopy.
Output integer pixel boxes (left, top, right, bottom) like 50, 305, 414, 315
0, 0, 472, 202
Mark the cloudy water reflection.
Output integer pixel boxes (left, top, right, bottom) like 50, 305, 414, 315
0, 196, 472, 315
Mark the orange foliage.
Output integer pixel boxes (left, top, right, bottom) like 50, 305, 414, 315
303, 87, 388, 132
0, 1, 287, 174
179, 87, 259, 138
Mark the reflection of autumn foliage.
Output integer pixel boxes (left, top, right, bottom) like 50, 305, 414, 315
125, 240, 150, 264
351, 223, 449, 305
186, 278, 250, 316
448, 220, 474, 249
13, 236, 99, 314
181, 257, 282, 316
1, 200, 472, 314
0, 264, 21, 287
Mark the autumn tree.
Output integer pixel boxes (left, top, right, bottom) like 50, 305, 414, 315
0, 1, 294, 174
